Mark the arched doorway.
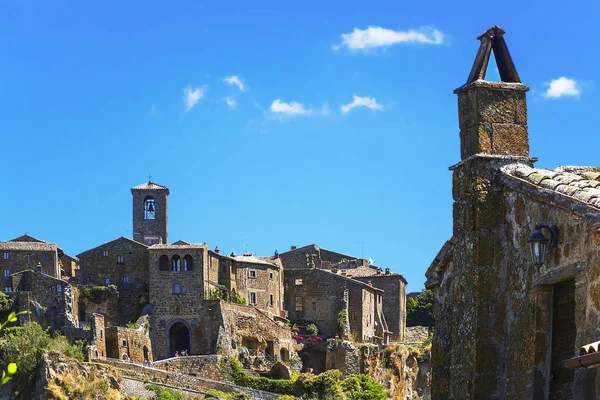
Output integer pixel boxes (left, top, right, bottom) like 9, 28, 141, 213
280, 347, 289, 362
168, 321, 190, 357
143, 346, 149, 362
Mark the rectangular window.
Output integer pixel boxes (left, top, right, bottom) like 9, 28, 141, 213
100, 329, 103, 339
105, 278, 111, 285
248, 270, 257, 279
4, 287, 11, 293
123, 276, 129, 284
3, 269, 9, 278
27, 254, 31, 265
295, 296, 304, 311
44, 271, 49, 276
295, 279, 303, 286
249, 292, 257, 305
269, 272, 274, 280
312, 301, 316, 311
57, 284, 62, 293
3, 252, 8, 260
42, 253, 49, 262
103, 250, 109, 257
122, 339, 128, 347
117, 255, 124, 264
352, 311, 357, 321
270, 293, 274, 307
172, 283, 182, 294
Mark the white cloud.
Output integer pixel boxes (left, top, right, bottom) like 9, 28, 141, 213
183, 86, 205, 111
223, 75, 248, 91
545, 77, 581, 98
341, 95, 383, 114
270, 99, 309, 116
320, 103, 331, 116
333, 26, 444, 51
226, 97, 236, 109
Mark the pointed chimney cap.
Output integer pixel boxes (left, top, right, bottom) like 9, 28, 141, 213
456, 26, 529, 93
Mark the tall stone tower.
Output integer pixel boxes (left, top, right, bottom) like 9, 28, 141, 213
131, 181, 169, 245
430, 27, 535, 399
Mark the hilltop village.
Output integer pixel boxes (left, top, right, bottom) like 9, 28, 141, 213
4, 26, 600, 400
0, 180, 407, 375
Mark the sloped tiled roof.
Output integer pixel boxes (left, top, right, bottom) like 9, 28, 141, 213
501, 164, 600, 211
9, 234, 46, 243
77, 236, 148, 257
0, 241, 57, 251
131, 181, 170, 193
171, 240, 191, 245
232, 255, 280, 268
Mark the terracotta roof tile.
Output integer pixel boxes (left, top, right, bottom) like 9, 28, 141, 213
501, 164, 600, 211
0, 242, 57, 251
131, 182, 170, 191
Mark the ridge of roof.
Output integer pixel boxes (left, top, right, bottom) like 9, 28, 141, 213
9, 234, 46, 243
77, 236, 148, 257
131, 181, 170, 193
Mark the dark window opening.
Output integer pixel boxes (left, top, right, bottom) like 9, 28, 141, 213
183, 255, 193, 271
159, 255, 169, 271
172, 255, 181, 271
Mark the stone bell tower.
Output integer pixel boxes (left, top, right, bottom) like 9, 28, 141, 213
131, 181, 169, 246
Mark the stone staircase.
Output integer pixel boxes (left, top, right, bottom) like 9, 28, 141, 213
96, 358, 280, 400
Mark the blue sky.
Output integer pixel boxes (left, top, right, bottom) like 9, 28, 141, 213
1, 0, 598, 291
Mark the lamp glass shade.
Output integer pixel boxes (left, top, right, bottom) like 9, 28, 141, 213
528, 228, 549, 266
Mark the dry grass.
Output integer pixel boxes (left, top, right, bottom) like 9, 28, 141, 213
45, 371, 123, 400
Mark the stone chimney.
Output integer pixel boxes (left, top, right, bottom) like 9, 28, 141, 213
454, 26, 529, 160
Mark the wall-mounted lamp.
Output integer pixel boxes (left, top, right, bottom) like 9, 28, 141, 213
528, 224, 559, 267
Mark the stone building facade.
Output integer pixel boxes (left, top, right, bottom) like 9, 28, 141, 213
1, 239, 60, 284
280, 245, 400, 343
11, 269, 77, 330
106, 320, 152, 363
426, 27, 600, 399
77, 236, 149, 286
147, 243, 208, 358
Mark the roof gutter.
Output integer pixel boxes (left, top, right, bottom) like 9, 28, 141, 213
564, 352, 600, 369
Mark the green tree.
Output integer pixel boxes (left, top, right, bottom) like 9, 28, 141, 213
406, 290, 434, 327
0, 292, 13, 320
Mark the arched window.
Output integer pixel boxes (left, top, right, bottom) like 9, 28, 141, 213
144, 196, 156, 220
183, 255, 193, 271
172, 255, 181, 272
159, 255, 169, 271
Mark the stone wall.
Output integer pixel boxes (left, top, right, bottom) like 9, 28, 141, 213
90, 313, 107, 359
148, 244, 207, 360
77, 237, 148, 286
151, 355, 230, 382
215, 300, 294, 360
429, 160, 600, 398
106, 321, 152, 363
0, 242, 59, 280
78, 284, 120, 327
356, 274, 406, 342
11, 270, 75, 330
234, 261, 282, 317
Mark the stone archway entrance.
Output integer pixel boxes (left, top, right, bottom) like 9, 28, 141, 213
169, 322, 190, 357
